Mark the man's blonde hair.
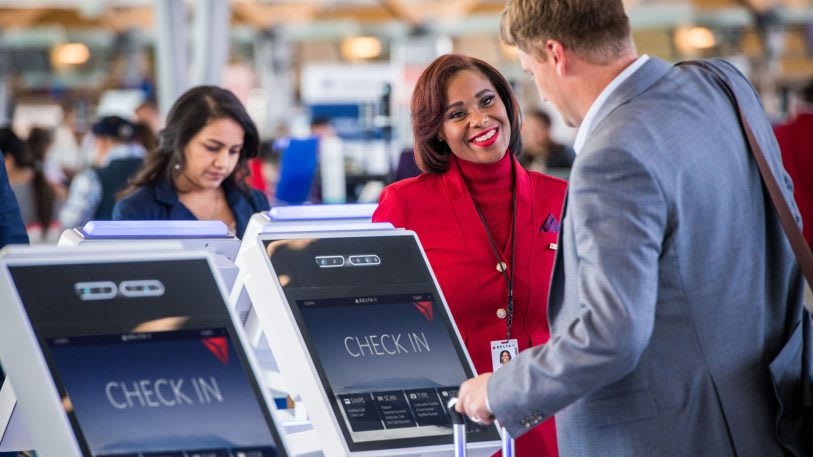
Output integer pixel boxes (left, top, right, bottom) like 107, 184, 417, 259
500, 0, 633, 64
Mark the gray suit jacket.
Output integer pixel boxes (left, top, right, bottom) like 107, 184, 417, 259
487, 57, 806, 456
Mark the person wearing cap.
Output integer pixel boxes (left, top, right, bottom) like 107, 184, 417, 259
58, 115, 146, 228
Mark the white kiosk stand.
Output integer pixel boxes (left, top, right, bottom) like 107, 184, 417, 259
0, 365, 30, 452
0, 245, 292, 457
59, 220, 242, 291
241, 228, 503, 457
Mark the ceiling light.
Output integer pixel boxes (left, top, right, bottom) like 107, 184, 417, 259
674, 26, 716, 54
341, 36, 383, 61
51, 43, 90, 66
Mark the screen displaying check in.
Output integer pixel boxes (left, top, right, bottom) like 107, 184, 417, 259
47, 328, 279, 457
297, 293, 472, 442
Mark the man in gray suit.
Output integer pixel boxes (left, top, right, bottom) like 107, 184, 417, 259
454, 1, 807, 455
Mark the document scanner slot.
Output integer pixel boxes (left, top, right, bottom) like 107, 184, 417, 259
119, 280, 165, 297
347, 254, 380, 266
74, 282, 117, 301
315, 255, 344, 268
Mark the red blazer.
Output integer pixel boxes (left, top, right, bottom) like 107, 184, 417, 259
373, 154, 566, 457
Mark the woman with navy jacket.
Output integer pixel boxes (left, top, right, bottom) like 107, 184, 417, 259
372, 54, 566, 456
114, 86, 268, 238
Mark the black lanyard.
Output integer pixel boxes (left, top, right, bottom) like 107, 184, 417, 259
470, 170, 517, 341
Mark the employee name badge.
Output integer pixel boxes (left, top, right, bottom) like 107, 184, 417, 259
490, 339, 519, 372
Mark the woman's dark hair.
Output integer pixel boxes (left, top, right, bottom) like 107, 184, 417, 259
122, 85, 259, 196
1, 126, 56, 232
410, 54, 522, 174
133, 122, 157, 152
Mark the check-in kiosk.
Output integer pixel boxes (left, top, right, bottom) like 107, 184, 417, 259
242, 229, 502, 456
0, 246, 291, 457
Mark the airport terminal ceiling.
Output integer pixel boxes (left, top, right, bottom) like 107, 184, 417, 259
1, 0, 812, 28
1, 0, 812, 127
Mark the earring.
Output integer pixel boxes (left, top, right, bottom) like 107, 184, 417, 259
437, 137, 444, 142
173, 163, 181, 171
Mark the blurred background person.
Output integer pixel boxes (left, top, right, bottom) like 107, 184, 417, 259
307, 116, 339, 204
44, 101, 91, 186
256, 138, 282, 202
373, 54, 566, 457
114, 85, 268, 239
519, 108, 575, 173
310, 115, 336, 139
392, 146, 421, 182
59, 115, 145, 228
773, 79, 813, 248
134, 98, 163, 138
2, 127, 52, 243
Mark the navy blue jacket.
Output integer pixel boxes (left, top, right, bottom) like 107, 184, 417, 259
0, 161, 29, 247
112, 180, 269, 239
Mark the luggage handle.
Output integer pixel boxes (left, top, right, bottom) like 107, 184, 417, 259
447, 397, 515, 457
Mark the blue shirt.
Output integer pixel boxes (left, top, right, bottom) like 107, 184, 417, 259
112, 180, 270, 239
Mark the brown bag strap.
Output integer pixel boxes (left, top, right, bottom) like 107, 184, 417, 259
676, 60, 813, 286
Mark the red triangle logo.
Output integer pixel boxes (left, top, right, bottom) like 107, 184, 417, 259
201, 336, 229, 364
414, 301, 433, 321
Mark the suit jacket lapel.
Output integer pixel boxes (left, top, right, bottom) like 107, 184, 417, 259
548, 188, 567, 322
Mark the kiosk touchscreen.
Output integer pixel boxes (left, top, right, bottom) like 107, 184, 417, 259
242, 229, 502, 456
0, 247, 290, 457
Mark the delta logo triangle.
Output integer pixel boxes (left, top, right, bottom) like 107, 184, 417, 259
201, 336, 229, 364
414, 301, 434, 321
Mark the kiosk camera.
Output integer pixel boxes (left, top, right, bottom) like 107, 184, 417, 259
0, 246, 291, 457
242, 229, 502, 456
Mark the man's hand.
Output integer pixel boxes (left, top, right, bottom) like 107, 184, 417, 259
454, 373, 495, 425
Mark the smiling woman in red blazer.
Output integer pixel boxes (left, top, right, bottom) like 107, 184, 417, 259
373, 54, 566, 456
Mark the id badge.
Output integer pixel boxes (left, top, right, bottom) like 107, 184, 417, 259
490, 339, 519, 372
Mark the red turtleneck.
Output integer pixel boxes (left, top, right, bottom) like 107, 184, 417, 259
456, 152, 514, 252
